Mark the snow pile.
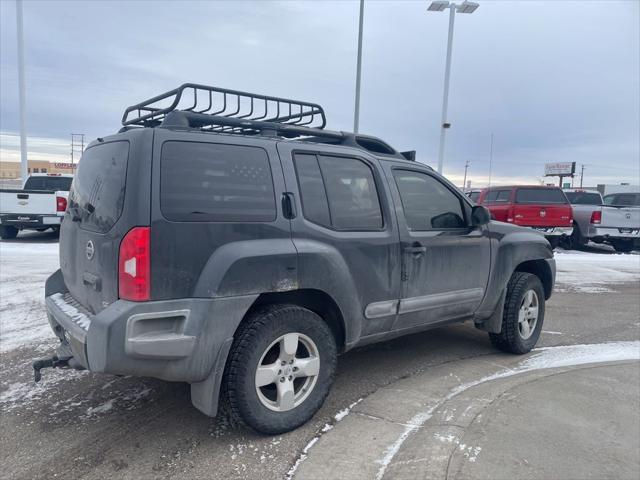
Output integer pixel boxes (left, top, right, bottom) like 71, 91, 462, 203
0, 242, 59, 353
554, 250, 640, 292
50, 293, 92, 330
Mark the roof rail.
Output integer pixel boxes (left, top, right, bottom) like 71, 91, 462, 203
122, 83, 327, 130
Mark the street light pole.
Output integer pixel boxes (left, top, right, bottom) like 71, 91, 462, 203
428, 1, 479, 175
462, 159, 470, 189
16, 0, 28, 181
436, 4, 456, 175
353, 0, 365, 134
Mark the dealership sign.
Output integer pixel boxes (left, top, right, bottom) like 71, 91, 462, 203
54, 162, 74, 169
544, 162, 575, 176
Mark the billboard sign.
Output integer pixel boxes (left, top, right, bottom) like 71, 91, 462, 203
544, 162, 575, 176
54, 162, 74, 169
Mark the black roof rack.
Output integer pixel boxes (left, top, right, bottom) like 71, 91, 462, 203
121, 84, 411, 160
122, 83, 326, 130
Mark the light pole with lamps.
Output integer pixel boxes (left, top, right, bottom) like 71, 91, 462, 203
427, 0, 479, 175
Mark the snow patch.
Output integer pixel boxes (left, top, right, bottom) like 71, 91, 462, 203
375, 341, 640, 479
50, 293, 91, 330
554, 251, 640, 293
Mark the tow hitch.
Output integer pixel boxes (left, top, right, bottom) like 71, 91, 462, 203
32, 354, 71, 382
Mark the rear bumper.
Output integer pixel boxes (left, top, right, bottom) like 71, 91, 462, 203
590, 226, 640, 240
0, 213, 61, 228
44, 269, 257, 384
528, 226, 573, 237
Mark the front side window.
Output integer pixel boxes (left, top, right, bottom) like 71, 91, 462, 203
293, 153, 383, 231
161, 141, 276, 222
393, 169, 466, 230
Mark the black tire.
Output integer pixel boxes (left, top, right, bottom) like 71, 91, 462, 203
570, 224, 587, 248
489, 272, 545, 354
546, 237, 560, 249
0, 225, 18, 240
224, 304, 337, 434
612, 240, 634, 253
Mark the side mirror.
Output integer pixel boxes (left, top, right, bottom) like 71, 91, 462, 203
471, 205, 491, 226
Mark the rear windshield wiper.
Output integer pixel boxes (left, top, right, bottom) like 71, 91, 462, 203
70, 202, 95, 222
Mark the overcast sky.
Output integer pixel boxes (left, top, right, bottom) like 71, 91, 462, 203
1, 0, 638, 187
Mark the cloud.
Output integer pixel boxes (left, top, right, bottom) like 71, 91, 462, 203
0, 0, 638, 187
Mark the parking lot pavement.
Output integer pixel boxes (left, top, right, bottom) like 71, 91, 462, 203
1, 238, 639, 480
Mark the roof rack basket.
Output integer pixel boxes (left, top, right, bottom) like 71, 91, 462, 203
122, 83, 327, 134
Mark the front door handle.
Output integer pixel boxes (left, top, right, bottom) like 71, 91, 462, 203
404, 245, 426, 256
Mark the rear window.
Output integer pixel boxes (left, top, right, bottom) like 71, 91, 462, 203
603, 193, 640, 207
68, 141, 129, 233
24, 176, 73, 191
515, 188, 567, 204
564, 191, 602, 205
160, 141, 276, 222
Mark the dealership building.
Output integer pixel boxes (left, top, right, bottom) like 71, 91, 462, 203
0, 160, 75, 179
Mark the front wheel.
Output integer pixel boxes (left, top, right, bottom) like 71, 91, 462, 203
224, 304, 337, 434
489, 272, 545, 354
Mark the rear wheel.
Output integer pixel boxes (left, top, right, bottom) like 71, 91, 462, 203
489, 272, 545, 354
0, 225, 18, 239
612, 240, 634, 253
224, 304, 337, 434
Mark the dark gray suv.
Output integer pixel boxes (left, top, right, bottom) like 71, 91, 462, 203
38, 84, 555, 434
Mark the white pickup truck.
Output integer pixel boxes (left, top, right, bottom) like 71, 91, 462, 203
564, 189, 640, 252
0, 174, 73, 239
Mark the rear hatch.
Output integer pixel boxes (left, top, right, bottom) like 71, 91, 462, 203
59, 140, 131, 314
512, 187, 572, 227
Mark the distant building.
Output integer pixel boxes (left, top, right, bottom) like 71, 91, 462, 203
597, 184, 640, 195
0, 160, 75, 179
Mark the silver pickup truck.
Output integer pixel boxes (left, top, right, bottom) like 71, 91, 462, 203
565, 189, 640, 252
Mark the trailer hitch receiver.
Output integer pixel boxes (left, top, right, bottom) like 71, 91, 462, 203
32, 355, 71, 382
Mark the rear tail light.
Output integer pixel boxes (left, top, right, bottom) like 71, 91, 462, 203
56, 196, 67, 212
118, 227, 150, 301
590, 210, 602, 224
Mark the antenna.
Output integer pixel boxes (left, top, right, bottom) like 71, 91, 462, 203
488, 133, 494, 187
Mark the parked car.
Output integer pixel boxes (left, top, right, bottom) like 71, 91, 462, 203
0, 173, 73, 239
563, 189, 639, 252
465, 189, 482, 203
37, 84, 556, 434
477, 186, 573, 248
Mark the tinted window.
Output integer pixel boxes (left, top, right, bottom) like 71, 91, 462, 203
484, 190, 499, 202
564, 191, 602, 205
294, 153, 331, 227
161, 142, 276, 222
484, 189, 510, 203
24, 176, 73, 191
515, 188, 567, 204
316, 155, 383, 230
603, 193, 640, 207
393, 170, 466, 230
68, 141, 129, 233
467, 191, 481, 202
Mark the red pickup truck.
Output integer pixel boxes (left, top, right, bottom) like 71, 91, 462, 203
477, 186, 573, 248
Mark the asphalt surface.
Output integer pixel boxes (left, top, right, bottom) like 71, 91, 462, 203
0, 235, 639, 480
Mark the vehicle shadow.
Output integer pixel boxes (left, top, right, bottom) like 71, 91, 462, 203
0, 230, 59, 244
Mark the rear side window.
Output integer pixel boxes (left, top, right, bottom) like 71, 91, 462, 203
24, 176, 73, 191
603, 193, 640, 207
293, 153, 383, 230
564, 191, 602, 205
393, 169, 466, 230
484, 189, 511, 203
69, 141, 129, 233
515, 188, 567, 204
161, 141, 276, 222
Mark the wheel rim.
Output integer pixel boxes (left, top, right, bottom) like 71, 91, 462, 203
254, 332, 320, 412
518, 289, 539, 340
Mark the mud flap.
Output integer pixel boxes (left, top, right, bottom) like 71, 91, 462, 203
474, 287, 507, 334
190, 337, 234, 417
